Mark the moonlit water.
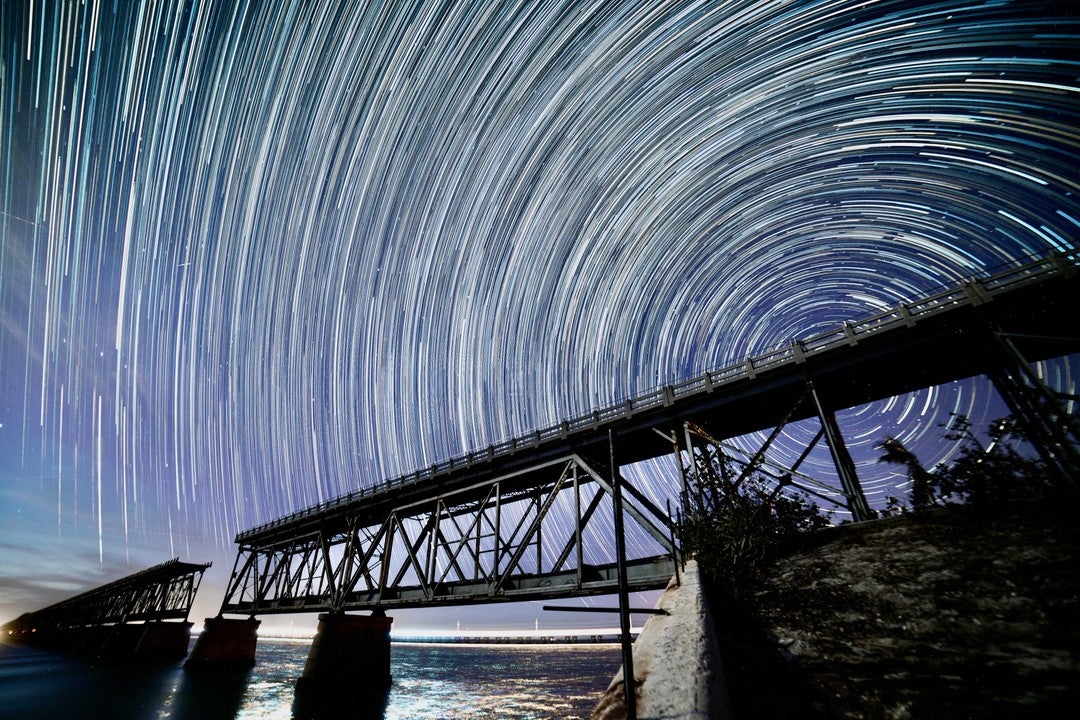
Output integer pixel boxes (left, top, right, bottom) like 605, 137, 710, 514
0, 638, 619, 720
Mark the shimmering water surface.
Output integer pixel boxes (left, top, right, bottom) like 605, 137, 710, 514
0, 638, 619, 719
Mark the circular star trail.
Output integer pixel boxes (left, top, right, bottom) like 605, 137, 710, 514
1, 0, 1078, 553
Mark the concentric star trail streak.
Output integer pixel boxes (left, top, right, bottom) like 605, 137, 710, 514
0, 0, 1077, 600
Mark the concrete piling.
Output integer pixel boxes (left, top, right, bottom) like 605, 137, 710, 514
184, 616, 260, 668
296, 611, 393, 691
291, 611, 393, 717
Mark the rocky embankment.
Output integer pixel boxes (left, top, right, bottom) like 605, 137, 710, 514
717, 505, 1079, 719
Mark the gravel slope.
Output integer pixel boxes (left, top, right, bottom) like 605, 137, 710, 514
718, 506, 1079, 719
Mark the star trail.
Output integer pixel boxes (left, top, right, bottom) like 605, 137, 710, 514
1, 0, 1078, 615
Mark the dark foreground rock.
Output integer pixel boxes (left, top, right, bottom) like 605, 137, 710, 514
716, 505, 1079, 719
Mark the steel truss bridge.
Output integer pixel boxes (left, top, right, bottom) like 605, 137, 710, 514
219, 254, 1079, 617
3, 558, 211, 639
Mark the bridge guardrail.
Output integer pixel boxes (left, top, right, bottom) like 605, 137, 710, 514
237, 252, 1076, 541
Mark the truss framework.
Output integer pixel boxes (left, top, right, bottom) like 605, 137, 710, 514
670, 380, 873, 521
3, 559, 210, 634
676, 422, 843, 516
989, 329, 1080, 485
220, 454, 678, 614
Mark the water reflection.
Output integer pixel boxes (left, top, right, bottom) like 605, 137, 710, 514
0, 641, 181, 720
293, 681, 390, 720
0, 638, 617, 720
169, 666, 250, 720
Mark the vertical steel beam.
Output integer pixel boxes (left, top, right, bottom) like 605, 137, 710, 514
662, 426, 689, 504
666, 498, 680, 588
427, 502, 442, 588
475, 499, 484, 579
378, 516, 394, 596
574, 464, 582, 588
810, 381, 873, 521
319, 531, 339, 608
493, 483, 502, 582
552, 484, 604, 573
610, 430, 637, 720
536, 485, 543, 574
682, 421, 698, 512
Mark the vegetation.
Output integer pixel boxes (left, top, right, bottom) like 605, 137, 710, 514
930, 414, 1056, 509
685, 414, 1070, 596
881, 413, 1071, 514
679, 445, 829, 600
877, 437, 935, 512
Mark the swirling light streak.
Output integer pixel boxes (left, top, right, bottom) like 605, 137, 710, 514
0, 0, 1076, 570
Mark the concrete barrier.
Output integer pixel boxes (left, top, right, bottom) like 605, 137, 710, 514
592, 559, 731, 720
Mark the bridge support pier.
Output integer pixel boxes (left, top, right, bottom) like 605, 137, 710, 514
98, 621, 193, 659
134, 621, 195, 658
296, 611, 393, 692
184, 616, 260, 668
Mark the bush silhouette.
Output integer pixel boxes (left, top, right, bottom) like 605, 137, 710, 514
681, 445, 829, 600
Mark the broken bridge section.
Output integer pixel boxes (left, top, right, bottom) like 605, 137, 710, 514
2, 558, 211, 659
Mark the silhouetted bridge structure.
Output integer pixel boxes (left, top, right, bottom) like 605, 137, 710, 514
189, 254, 1078, 681
2, 558, 210, 659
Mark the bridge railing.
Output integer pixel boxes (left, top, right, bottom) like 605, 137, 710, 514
238, 253, 1076, 541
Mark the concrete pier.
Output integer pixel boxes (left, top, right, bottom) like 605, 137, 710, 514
592, 560, 730, 720
296, 611, 393, 691
98, 621, 193, 659
133, 621, 194, 658
184, 616, 260, 668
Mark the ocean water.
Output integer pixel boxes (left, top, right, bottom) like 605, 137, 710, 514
0, 638, 620, 720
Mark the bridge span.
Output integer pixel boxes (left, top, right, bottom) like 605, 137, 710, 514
220, 253, 1076, 616
2, 558, 210, 659
190, 254, 1078, 677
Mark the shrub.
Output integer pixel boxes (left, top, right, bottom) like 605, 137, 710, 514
931, 414, 1051, 509
878, 437, 935, 513
681, 446, 829, 600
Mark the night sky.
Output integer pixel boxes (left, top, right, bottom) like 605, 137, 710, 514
1, 0, 1078, 631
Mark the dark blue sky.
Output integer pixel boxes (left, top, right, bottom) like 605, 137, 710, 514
1, 0, 1078, 631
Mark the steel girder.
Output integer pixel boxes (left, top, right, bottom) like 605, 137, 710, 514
988, 329, 1080, 485
676, 383, 869, 521
237, 256, 1079, 545
214, 255, 1079, 617
219, 455, 678, 615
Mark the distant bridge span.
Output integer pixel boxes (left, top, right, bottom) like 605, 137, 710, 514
218, 254, 1079, 617
3, 559, 210, 659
